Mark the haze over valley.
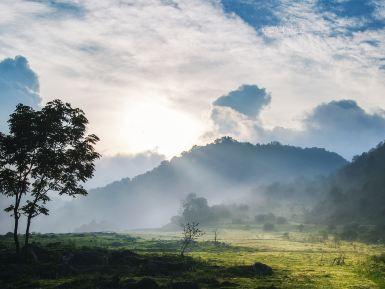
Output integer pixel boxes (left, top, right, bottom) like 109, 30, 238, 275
1, 1, 385, 289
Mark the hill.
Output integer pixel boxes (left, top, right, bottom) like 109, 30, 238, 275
311, 141, 385, 226
40, 137, 347, 232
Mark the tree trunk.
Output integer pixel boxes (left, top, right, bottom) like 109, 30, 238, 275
180, 240, 190, 257
13, 215, 20, 255
24, 215, 32, 248
13, 194, 21, 255
25, 194, 40, 249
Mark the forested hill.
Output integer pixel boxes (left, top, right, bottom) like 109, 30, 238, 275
311, 141, 385, 225
99, 136, 347, 193
49, 137, 347, 231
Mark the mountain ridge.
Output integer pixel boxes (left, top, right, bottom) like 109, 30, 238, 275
94, 137, 347, 192
38, 137, 348, 232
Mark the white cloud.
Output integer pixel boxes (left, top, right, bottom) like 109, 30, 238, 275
209, 92, 385, 159
0, 0, 384, 157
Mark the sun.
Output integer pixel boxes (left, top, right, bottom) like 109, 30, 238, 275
115, 97, 204, 158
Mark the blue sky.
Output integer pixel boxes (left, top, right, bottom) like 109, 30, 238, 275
1, 0, 385, 182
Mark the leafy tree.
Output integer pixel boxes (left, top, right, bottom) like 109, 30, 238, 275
255, 213, 276, 224
276, 216, 288, 224
297, 224, 305, 232
0, 100, 100, 253
182, 193, 211, 224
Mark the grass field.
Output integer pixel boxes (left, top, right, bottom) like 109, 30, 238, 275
1, 225, 385, 289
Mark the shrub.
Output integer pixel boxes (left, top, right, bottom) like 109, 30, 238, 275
276, 217, 287, 224
255, 213, 276, 224
297, 224, 305, 232
263, 223, 275, 231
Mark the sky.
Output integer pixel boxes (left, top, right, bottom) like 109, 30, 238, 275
1, 0, 385, 186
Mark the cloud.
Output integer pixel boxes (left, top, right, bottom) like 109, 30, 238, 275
295, 99, 385, 157
0, 0, 384, 157
85, 151, 166, 189
208, 107, 257, 141
213, 84, 271, 118
306, 99, 385, 132
0, 55, 41, 131
208, 85, 385, 159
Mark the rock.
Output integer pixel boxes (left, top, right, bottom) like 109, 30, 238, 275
252, 262, 273, 276
226, 262, 273, 277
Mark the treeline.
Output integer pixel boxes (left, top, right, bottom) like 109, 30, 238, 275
308, 141, 385, 227
166, 193, 289, 229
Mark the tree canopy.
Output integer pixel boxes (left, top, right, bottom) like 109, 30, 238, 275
0, 100, 100, 253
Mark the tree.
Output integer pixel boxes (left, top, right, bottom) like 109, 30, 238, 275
180, 222, 204, 256
213, 228, 218, 244
182, 193, 211, 224
0, 100, 100, 253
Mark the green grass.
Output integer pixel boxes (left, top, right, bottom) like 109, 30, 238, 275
130, 227, 385, 289
1, 225, 385, 289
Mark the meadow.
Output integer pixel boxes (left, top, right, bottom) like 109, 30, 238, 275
1, 224, 385, 289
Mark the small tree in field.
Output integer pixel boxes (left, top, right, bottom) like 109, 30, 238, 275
213, 228, 219, 244
0, 100, 100, 254
180, 222, 204, 257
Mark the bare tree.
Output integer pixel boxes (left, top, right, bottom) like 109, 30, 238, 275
180, 222, 204, 256
213, 228, 218, 244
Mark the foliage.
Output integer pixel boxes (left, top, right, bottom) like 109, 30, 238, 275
310, 141, 385, 230
0, 100, 100, 252
181, 194, 211, 224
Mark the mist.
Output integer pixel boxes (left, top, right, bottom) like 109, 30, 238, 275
8, 137, 347, 234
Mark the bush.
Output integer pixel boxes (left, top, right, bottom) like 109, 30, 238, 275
297, 224, 305, 232
263, 223, 275, 231
319, 230, 329, 241
340, 229, 358, 241
255, 213, 276, 224
231, 218, 244, 224
339, 223, 359, 241
327, 224, 337, 233
276, 217, 287, 224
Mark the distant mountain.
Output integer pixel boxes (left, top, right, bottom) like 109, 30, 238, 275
41, 137, 347, 232
99, 136, 346, 191
310, 141, 385, 225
